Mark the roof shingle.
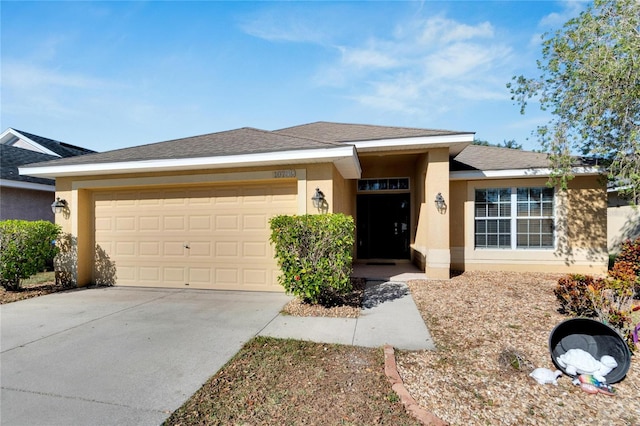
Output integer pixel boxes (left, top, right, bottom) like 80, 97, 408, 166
1, 144, 56, 185
21, 127, 345, 168
275, 121, 472, 142
451, 145, 551, 171
11, 129, 95, 158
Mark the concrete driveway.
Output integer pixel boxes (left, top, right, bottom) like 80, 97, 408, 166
0, 287, 290, 426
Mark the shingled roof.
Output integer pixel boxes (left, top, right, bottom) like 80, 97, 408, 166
451, 145, 552, 171
1, 144, 57, 186
20, 127, 345, 169
276, 121, 471, 142
8, 129, 95, 158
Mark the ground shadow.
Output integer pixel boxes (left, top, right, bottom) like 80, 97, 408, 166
362, 280, 409, 309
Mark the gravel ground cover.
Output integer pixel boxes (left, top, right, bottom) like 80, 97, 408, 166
396, 271, 640, 425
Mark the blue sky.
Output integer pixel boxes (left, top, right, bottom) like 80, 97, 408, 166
1, 1, 587, 153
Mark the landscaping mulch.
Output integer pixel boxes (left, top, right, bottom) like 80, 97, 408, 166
397, 271, 640, 425
280, 277, 366, 318
0, 280, 69, 304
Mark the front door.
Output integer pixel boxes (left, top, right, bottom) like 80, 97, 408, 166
357, 193, 410, 260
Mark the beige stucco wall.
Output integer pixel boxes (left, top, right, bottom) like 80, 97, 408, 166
53, 163, 348, 286
451, 175, 608, 274
607, 195, 640, 252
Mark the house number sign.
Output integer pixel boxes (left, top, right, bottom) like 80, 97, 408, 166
273, 170, 296, 178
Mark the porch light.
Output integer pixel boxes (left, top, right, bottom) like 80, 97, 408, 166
434, 192, 446, 212
51, 197, 67, 214
311, 187, 325, 209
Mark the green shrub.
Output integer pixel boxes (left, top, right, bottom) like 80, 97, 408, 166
0, 220, 61, 291
269, 214, 355, 304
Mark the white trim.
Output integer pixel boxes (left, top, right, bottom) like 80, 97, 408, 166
0, 179, 55, 192
351, 134, 474, 155
450, 166, 603, 181
0, 128, 61, 157
20, 145, 362, 180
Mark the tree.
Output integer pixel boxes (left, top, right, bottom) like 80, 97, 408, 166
508, 0, 640, 202
473, 138, 523, 150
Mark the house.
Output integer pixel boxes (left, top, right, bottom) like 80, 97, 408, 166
1, 128, 95, 222
607, 185, 640, 252
19, 122, 608, 290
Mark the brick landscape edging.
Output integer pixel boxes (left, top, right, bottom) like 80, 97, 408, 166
383, 345, 448, 426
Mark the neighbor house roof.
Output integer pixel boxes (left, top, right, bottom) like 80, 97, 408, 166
0, 144, 57, 189
1, 128, 95, 158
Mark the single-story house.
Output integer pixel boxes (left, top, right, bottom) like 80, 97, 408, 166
20, 122, 608, 291
1, 128, 95, 221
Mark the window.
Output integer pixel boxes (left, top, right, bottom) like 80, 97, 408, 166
475, 187, 554, 249
357, 178, 409, 192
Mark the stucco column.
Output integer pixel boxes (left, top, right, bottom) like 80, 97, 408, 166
424, 148, 450, 279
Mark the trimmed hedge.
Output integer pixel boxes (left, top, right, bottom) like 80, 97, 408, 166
269, 214, 355, 304
0, 220, 61, 290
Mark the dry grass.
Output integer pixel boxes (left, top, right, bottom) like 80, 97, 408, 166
164, 337, 419, 426
396, 271, 640, 425
0, 271, 69, 304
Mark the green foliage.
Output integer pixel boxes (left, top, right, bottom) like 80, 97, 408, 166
269, 214, 355, 304
473, 139, 523, 150
508, 0, 640, 202
0, 220, 61, 291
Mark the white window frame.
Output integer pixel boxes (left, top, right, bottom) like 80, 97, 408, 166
474, 186, 555, 250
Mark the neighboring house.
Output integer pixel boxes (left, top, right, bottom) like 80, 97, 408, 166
607, 186, 640, 252
0, 128, 95, 222
20, 122, 608, 290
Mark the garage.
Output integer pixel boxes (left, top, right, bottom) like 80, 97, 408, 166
93, 181, 297, 291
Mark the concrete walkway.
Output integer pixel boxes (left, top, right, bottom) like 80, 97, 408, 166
259, 263, 435, 350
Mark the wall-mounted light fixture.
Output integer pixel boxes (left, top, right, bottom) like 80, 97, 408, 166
434, 192, 446, 213
311, 187, 325, 209
51, 197, 68, 214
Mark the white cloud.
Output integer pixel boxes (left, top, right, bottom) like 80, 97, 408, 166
313, 13, 514, 116
238, 9, 331, 45
339, 45, 399, 70
417, 16, 494, 45
3, 61, 111, 90
538, 1, 586, 29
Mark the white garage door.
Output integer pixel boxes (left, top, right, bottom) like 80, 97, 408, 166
94, 182, 297, 291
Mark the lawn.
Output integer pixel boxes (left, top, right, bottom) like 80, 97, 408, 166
163, 337, 419, 425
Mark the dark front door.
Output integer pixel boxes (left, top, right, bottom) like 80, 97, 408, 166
357, 193, 410, 260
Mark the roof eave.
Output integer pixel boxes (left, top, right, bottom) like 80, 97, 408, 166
0, 178, 55, 192
0, 128, 62, 157
450, 166, 604, 181
351, 133, 474, 155
20, 146, 362, 180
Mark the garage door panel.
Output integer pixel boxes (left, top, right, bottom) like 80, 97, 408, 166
94, 182, 296, 291
215, 215, 239, 231
189, 215, 212, 230
163, 216, 185, 231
